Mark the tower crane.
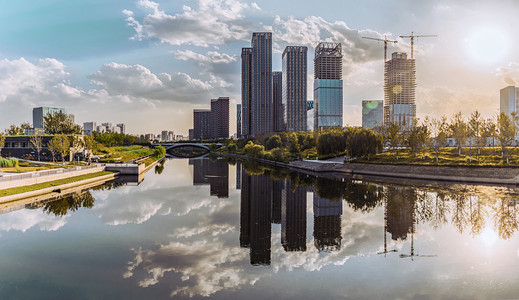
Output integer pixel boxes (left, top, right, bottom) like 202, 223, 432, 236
362, 35, 398, 62
399, 32, 437, 59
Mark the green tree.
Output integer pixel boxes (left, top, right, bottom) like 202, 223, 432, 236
468, 110, 483, 161
48, 134, 70, 163
5, 124, 23, 136
384, 123, 402, 159
243, 141, 264, 158
265, 134, 282, 150
496, 112, 517, 164
30, 133, 43, 161
43, 111, 82, 134
449, 112, 468, 155
431, 116, 448, 163
83, 135, 96, 163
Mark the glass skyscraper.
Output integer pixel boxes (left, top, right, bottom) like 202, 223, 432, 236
250, 32, 273, 136
272, 71, 284, 132
313, 43, 343, 131
362, 100, 384, 129
282, 46, 307, 132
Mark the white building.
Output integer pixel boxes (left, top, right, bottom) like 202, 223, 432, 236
500, 86, 519, 117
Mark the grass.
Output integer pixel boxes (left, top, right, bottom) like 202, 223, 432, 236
100, 146, 154, 163
0, 171, 115, 197
355, 147, 519, 167
0, 160, 67, 173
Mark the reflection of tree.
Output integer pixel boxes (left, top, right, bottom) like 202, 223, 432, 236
154, 159, 165, 174
429, 193, 450, 230
91, 181, 128, 191
469, 196, 485, 237
451, 193, 470, 234
42, 191, 95, 217
343, 181, 383, 212
314, 177, 344, 202
492, 198, 519, 240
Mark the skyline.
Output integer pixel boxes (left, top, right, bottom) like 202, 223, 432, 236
1, 0, 519, 135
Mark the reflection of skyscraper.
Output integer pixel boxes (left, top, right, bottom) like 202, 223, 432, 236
272, 180, 283, 224
281, 180, 307, 252
385, 187, 415, 241
240, 170, 273, 265
313, 194, 342, 252
189, 158, 229, 198
236, 162, 242, 190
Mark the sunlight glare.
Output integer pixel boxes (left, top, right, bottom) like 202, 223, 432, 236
465, 27, 508, 65
479, 226, 498, 247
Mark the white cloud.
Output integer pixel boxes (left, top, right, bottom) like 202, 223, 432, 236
495, 62, 519, 86
124, 0, 255, 47
0, 209, 67, 232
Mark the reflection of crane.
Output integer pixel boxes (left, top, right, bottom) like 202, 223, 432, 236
399, 231, 437, 261
399, 32, 437, 59
362, 35, 398, 62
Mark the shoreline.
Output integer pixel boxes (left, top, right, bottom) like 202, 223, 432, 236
216, 152, 519, 186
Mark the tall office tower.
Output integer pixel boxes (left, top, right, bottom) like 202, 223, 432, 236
282, 46, 308, 132
251, 32, 273, 136
241, 48, 253, 137
362, 100, 384, 129
313, 194, 342, 252
281, 180, 307, 252
314, 42, 343, 131
384, 52, 416, 127
385, 186, 415, 241
307, 100, 314, 111
193, 109, 211, 140
211, 97, 230, 139
33, 107, 67, 129
272, 71, 284, 132
116, 123, 126, 134
237, 104, 242, 138
83, 122, 96, 135
500, 86, 519, 117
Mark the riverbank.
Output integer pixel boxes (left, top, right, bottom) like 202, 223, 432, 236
216, 152, 519, 186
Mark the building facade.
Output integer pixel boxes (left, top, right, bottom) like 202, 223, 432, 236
33, 107, 67, 129
241, 48, 253, 137
282, 46, 307, 132
384, 52, 416, 127
211, 97, 230, 140
362, 100, 384, 129
193, 109, 211, 140
500, 86, 519, 117
83, 122, 96, 135
272, 71, 284, 132
237, 104, 242, 138
313, 43, 343, 131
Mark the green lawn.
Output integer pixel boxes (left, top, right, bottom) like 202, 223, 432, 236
0, 171, 114, 197
98, 146, 154, 163
355, 147, 519, 167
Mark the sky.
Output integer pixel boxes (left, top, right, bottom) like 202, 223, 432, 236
1, 0, 519, 135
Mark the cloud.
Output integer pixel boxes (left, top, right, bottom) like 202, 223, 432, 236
495, 62, 519, 86
124, 0, 254, 47
0, 209, 67, 232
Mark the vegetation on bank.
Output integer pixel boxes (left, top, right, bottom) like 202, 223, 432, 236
0, 171, 114, 197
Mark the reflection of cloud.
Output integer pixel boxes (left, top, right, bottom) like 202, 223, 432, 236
0, 210, 67, 232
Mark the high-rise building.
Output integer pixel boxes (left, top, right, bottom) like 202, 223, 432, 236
241, 48, 253, 137
362, 100, 384, 129
193, 109, 211, 140
500, 86, 519, 117
237, 104, 242, 138
384, 52, 416, 127
272, 71, 284, 132
282, 46, 308, 132
307, 100, 314, 111
83, 122, 96, 135
314, 43, 343, 131
116, 123, 126, 134
32, 107, 67, 129
211, 97, 230, 139
242, 32, 273, 137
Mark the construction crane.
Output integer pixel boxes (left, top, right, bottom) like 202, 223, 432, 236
362, 35, 398, 62
399, 32, 437, 59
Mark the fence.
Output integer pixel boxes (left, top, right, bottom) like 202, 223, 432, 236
0, 164, 100, 182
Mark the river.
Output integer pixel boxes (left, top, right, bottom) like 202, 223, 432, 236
1, 156, 519, 299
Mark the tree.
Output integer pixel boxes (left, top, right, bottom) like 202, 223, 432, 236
70, 136, 84, 163
43, 111, 82, 134
48, 134, 70, 164
0, 133, 5, 157
384, 123, 402, 159
430, 116, 448, 163
496, 112, 517, 164
20, 122, 32, 131
449, 112, 468, 155
5, 124, 23, 136
265, 134, 282, 150
30, 133, 43, 161
468, 110, 483, 160
83, 135, 96, 163
481, 118, 496, 148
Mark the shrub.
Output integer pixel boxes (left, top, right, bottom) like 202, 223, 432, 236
0, 158, 19, 168
154, 146, 166, 158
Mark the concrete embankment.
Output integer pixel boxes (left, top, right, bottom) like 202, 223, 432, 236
216, 152, 519, 186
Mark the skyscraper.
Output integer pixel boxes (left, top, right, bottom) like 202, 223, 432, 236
500, 86, 519, 117
193, 109, 211, 140
314, 43, 343, 132
362, 100, 384, 129
272, 71, 284, 132
237, 103, 242, 138
241, 47, 252, 137
384, 52, 416, 127
282, 46, 308, 132
211, 97, 229, 139
241, 32, 273, 137
33, 107, 67, 129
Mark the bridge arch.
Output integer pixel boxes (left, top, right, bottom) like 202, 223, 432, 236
165, 143, 210, 151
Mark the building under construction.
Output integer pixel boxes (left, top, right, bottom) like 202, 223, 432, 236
384, 52, 416, 127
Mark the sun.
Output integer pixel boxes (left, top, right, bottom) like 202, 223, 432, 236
465, 27, 509, 65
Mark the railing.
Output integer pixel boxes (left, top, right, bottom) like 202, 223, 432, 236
0, 164, 101, 182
